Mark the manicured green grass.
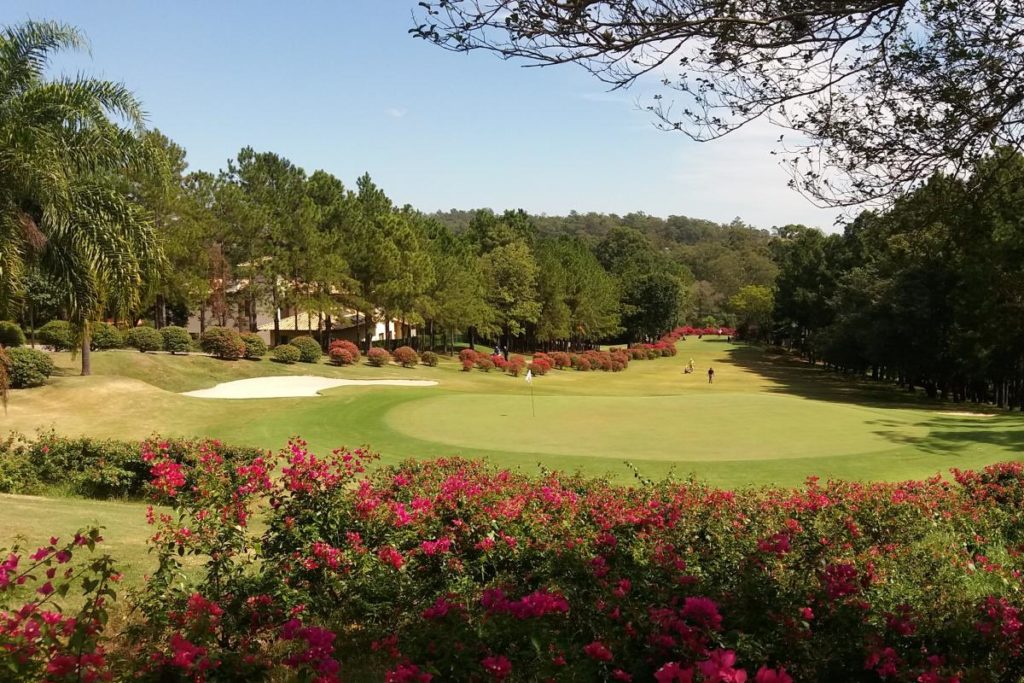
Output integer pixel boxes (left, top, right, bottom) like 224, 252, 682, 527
4, 340, 1023, 488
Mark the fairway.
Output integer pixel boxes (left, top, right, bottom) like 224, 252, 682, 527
3, 339, 1023, 488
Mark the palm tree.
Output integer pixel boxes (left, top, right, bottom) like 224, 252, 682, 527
0, 20, 158, 375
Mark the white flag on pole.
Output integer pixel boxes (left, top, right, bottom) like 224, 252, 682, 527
525, 369, 533, 384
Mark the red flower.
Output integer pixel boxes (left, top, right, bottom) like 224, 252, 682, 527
583, 640, 613, 662
481, 655, 512, 679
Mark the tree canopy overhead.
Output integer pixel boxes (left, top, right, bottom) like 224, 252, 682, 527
412, 1, 1024, 206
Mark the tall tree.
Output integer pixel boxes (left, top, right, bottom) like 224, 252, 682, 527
0, 20, 159, 375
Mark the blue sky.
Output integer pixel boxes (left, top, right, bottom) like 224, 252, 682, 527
2, 1, 840, 231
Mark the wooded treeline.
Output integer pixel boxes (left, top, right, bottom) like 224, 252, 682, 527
15, 131, 779, 352
770, 150, 1024, 409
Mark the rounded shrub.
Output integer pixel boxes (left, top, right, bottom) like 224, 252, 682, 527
459, 348, 480, 364
420, 351, 439, 367
393, 345, 418, 368
90, 322, 123, 350
0, 321, 25, 347
3, 347, 55, 388
125, 326, 164, 353
272, 344, 300, 364
289, 335, 322, 363
476, 357, 494, 372
240, 333, 267, 359
38, 320, 73, 351
159, 326, 192, 354
367, 347, 391, 367
200, 326, 245, 360
328, 340, 360, 366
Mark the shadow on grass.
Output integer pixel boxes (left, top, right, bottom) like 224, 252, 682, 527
726, 344, 954, 410
866, 415, 1024, 456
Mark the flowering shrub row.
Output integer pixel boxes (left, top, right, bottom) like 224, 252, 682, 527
8, 438, 1023, 681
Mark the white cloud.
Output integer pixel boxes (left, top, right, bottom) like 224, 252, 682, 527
386, 107, 408, 119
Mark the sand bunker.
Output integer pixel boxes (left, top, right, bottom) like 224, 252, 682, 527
182, 376, 437, 399
944, 411, 997, 418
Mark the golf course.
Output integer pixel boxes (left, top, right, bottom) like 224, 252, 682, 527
6, 337, 1022, 488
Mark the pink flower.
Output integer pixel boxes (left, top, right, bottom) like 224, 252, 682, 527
755, 666, 793, 683
583, 640, 613, 662
682, 596, 723, 631
655, 662, 694, 683
481, 655, 512, 680
378, 546, 404, 570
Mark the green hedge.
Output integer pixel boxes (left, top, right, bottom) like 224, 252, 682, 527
38, 320, 73, 350
3, 347, 55, 388
289, 335, 322, 363
126, 326, 164, 352
0, 431, 265, 499
91, 322, 124, 350
160, 326, 192, 354
0, 320, 25, 347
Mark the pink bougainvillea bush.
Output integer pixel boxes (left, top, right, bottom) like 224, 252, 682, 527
367, 347, 392, 367
8, 439, 1024, 681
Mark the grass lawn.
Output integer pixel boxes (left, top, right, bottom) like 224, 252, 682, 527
5, 339, 1022, 488
3, 338, 1023, 589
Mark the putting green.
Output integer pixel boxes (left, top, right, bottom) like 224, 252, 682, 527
386, 392, 930, 461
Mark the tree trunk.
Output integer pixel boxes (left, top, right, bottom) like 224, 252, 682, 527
272, 288, 280, 347
80, 325, 92, 377
200, 306, 206, 335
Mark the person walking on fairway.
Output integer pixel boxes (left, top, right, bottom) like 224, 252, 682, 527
707, 367, 715, 384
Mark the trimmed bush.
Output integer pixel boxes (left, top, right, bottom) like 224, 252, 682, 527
289, 335, 322, 363
240, 333, 267, 359
0, 321, 25, 347
159, 326, 192, 354
420, 351, 439, 367
550, 351, 571, 369
90, 322, 123, 350
200, 326, 245, 360
461, 358, 474, 372
38, 320, 73, 351
367, 347, 391, 367
459, 348, 480, 364
125, 326, 164, 353
328, 339, 360, 365
507, 356, 526, 377
476, 357, 494, 372
272, 344, 300, 364
393, 345, 419, 368
2, 347, 54, 388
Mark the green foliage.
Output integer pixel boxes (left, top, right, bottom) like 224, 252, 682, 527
729, 285, 774, 337
0, 320, 25, 347
272, 344, 300, 364
38, 320, 73, 351
159, 326, 192, 354
240, 333, 267, 359
200, 326, 245, 360
289, 335, 322, 363
2, 347, 54, 388
90, 322, 123, 350
420, 350, 439, 367
125, 326, 164, 353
